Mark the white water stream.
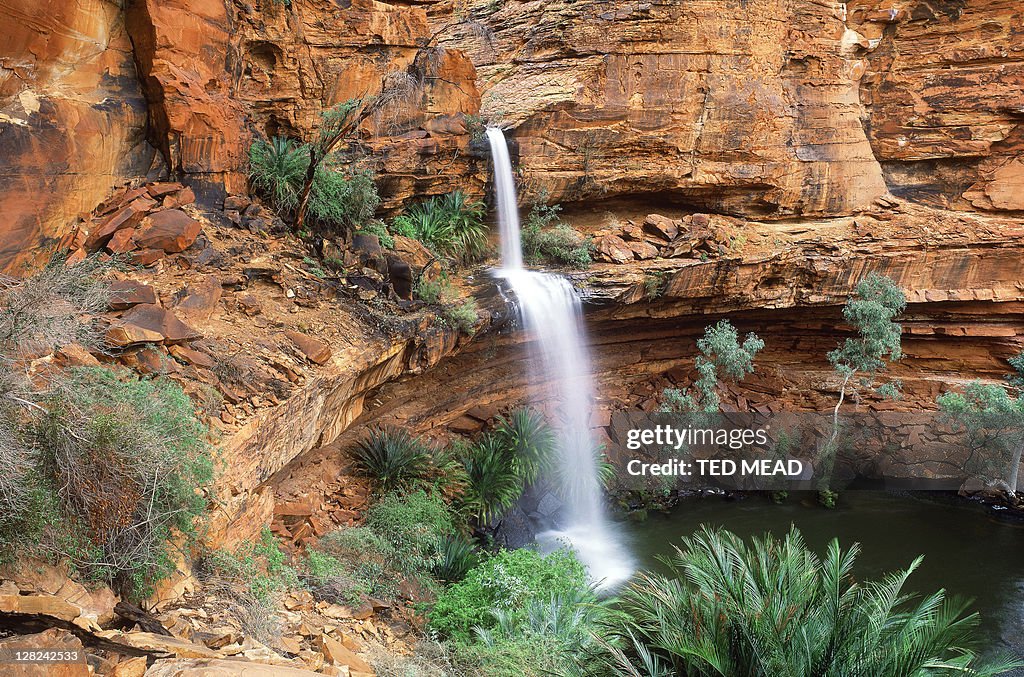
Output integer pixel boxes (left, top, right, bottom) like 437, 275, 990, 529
487, 127, 633, 588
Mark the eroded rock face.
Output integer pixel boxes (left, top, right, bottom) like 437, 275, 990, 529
0, 0, 153, 273
435, 0, 888, 217
849, 0, 1024, 211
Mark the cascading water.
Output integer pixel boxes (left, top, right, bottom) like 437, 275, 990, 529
487, 127, 634, 588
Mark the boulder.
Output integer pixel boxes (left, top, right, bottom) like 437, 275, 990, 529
594, 234, 634, 263
0, 628, 88, 676
643, 214, 680, 241
133, 210, 202, 253
173, 275, 223, 321
85, 198, 153, 250
109, 279, 159, 309
284, 330, 332, 365
316, 634, 374, 673
144, 658, 329, 676
107, 304, 201, 346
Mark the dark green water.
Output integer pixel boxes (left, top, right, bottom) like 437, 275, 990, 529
622, 491, 1024, 669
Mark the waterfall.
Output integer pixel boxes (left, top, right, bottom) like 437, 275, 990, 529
486, 127, 633, 588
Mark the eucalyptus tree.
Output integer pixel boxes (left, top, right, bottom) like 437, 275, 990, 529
938, 352, 1024, 494
819, 273, 906, 505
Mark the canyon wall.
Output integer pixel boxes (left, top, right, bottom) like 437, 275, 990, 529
4, 0, 1022, 272
1, 0, 483, 273
0, 0, 152, 273
435, 0, 889, 216
849, 0, 1024, 211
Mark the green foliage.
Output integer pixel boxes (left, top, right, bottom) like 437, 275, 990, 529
520, 200, 593, 269
441, 298, 480, 334
365, 490, 456, 577
938, 379, 1024, 492
414, 276, 480, 334
828, 272, 906, 383
661, 320, 764, 413
434, 535, 480, 584
307, 491, 461, 605
307, 526, 396, 604
415, 275, 457, 305
354, 219, 395, 249
609, 526, 1019, 677
28, 368, 212, 599
350, 426, 434, 493
643, 271, 668, 300
458, 434, 525, 525
392, 191, 488, 262
454, 408, 556, 524
492, 408, 555, 486
307, 165, 381, 233
248, 137, 306, 212
203, 527, 299, 605
1008, 351, 1024, 391
248, 126, 380, 234
428, 548, 588, 643
821, 274, 906, 498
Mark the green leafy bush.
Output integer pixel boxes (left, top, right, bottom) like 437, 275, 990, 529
414, 276, 480, 335
520, 201, 592, 269
609, 526, 1018, 676
492, 408, 555, 486
392, 191, 488, 262
308, 165, 381, 233
307, 526, 396, 604
458, 434, 524, 524
354, 220, 395, 249
434, 535, 479, 584
365, 490, 456, 578
441, 298, 480, 334
248, 137, 306, 212
248, 136, 380, 234
428, 548, 588, 643
351, 426, 434, 493
198, 527, 298, 643
30, 368, 212, 599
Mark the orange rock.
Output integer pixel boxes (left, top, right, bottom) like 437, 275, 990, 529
109, 279, 160, 309
133, 209, 202, 253
316, 634, 374, 674
284, 330, 332, 365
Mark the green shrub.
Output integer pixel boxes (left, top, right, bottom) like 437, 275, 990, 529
248, 137, 306, 212
458, 434, 524, 524
354, 220, 395, 249
198, 527, 298, 643
308, 165, 381, 233
441, 298, 479, 334
309, 526, 396, 603
609, 526, 1020, 676
492, 408, 555, 486
365, 490, 455, 577
428, 548, 588, 643
414, 276, 480, 335
351, 426, 434, 493
30, 368, 212, 599
434, 535, 480, 584
521, 201, 592, 269
392, 190, 488, 262
415, 276, 456, 305
248, 137, 380, 234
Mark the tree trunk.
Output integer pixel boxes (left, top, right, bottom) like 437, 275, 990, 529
294, 147, 319, 233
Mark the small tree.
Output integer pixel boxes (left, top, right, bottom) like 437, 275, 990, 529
938, 353, 1024, 494
294, 100, 369, 232
661, 319, 764, 413
819, 273, 906, 504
